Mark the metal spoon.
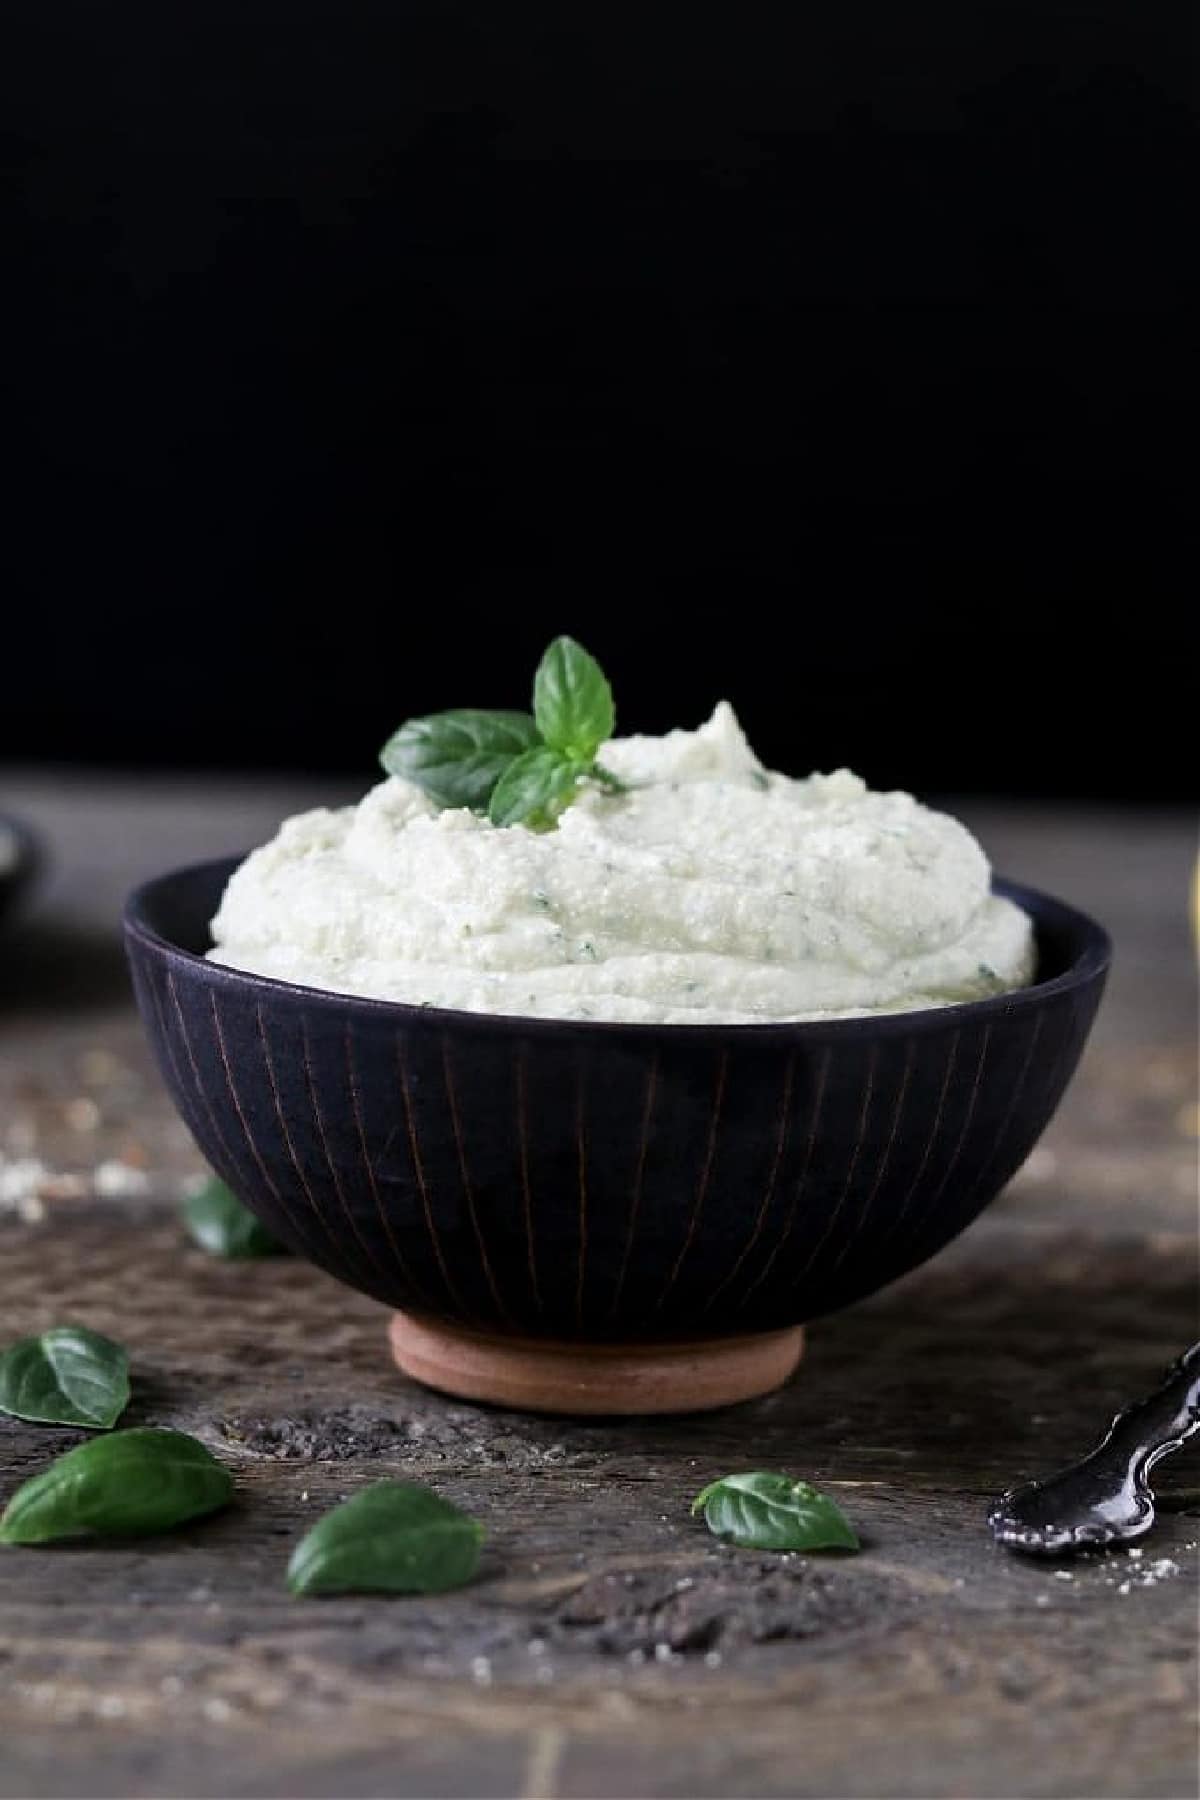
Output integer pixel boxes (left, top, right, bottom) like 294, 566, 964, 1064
989, 1342, 1200, 1556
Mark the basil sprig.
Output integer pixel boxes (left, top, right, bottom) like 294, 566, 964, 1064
380, 636, 623, 830
0, 1428, 233, 1544
489, 744, 591, 831
379, 709, 540, 812
532, 634, 615, 762
287, 1481, 483, 1597
0, 1326, 130, 1430
692, 1472, 860, 1553
182, 1176, 287, 1259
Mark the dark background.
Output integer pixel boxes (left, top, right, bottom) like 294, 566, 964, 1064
4, 3, 1193, 798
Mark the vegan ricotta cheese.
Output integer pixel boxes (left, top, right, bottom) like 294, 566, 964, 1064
208, 703, 1034, 1023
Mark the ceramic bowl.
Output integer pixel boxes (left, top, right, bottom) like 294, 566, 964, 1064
125, 859, 1109, 1413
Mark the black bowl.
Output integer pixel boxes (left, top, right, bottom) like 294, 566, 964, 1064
125, 857, 1109, 1354
0, 814, 39, 930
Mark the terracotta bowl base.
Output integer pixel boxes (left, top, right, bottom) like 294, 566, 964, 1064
388, 1313, 805, 1416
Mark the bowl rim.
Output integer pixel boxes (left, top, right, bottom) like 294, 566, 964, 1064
124, 856, 1111, 1045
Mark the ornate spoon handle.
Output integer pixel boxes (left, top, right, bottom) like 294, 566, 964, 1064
989, 1342, 1200, 1556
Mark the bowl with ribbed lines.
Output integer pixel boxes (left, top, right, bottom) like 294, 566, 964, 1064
125, 859, 1109, 1416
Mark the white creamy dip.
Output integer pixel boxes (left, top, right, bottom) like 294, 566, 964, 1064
209, 704, 1034, 1023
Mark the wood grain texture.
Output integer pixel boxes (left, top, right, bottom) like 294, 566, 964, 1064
0, 776, 1196, 1800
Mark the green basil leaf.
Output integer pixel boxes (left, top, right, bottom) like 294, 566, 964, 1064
692, 1472, 860, 1552
287, 1480, 483, 1597
488, 746, 585, 830
533, 637, 615, 761
0, 1326, 130, 1430
182, 1178, 287, 1259
0, 1428, 233, 1544
380, 709, 540, 810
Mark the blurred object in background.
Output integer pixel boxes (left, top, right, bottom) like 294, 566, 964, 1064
0, 816, 39, 931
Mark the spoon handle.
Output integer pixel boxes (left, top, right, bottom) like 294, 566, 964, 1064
989, 1342, 1200, 1554
1098, 1341, 1200, 1478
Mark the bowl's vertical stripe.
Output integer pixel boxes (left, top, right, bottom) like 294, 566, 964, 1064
901, 1003, 1074, 1271
395, 1037, 467, 1316
168, 972, 329, 1267
654, 1052, 729, 1312
903, 1022, 992, 1248
702, 1051, 796, 1312
956, 1009, 1042, 1214
299, 1019, 389, 1294
166, 972, 246, 1188
514, 1045, 543, 1316
791, 1042, 880, 1285
1019, 995, 1085, 1153
344, 1022, 422, 1306
735, 1044, 833, 1310
255, 1003, 354, 1271
829, 1037, 916, 1272
441, 1037, 513, 1328
607, 1051, 659, 1321
881, 1028, 961, 1243
144, 969, 218, 1176
206, 992, 321, 1262
575, 1056, 590, 1331
148, 969, 267, 1223
899, 1010, 1040, 1278
143, 968, 188, 1112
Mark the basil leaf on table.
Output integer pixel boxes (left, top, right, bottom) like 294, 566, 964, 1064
533, 636, 615, 762
287, 1480, 484, 1597
380, 710, 540, 811
692, 1472, 860, 1552
182, 1177, 286, 1259
0, 1428, 233, 1544
488, 746, 586, 831
0, 1326, 130, 1430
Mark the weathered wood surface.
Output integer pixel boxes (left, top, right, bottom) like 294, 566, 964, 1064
0, 775, 1196, 1800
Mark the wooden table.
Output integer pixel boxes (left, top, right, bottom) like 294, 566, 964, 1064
1, 776, 1196, 1800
